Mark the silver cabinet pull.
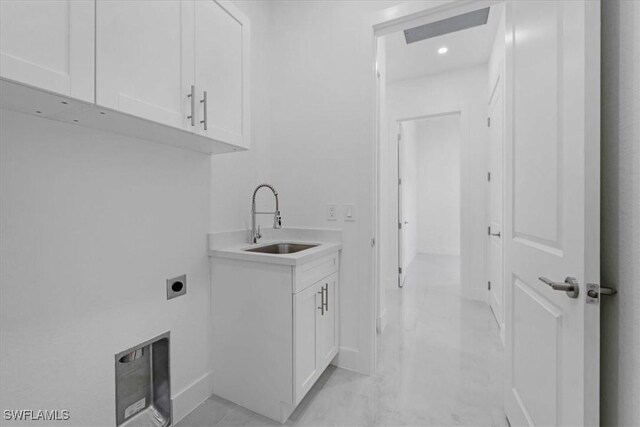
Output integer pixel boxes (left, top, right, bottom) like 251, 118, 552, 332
323, 284, 328, 312
538, 276, 579, 298
187, 85, 195, 126
490, 232, 501, 237
200, 91, 208, 130
317, 290, 324, 316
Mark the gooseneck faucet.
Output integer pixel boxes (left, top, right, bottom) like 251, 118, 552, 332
251, 184, 282, 243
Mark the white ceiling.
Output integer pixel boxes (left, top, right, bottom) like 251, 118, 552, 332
384, 5, 501, 83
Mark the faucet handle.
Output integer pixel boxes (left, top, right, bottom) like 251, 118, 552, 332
256, 224, 262, 240
274, 211, 282, 229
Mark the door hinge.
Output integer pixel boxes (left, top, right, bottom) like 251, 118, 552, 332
487, 117, 491, 127
397, 133, 402, 142
487, 172, 491, 181
398, 222, 402, 230
488, 226, 491, 236
398, 267, 402, 274
398, 178, 402, 185
371, 237, 375, 247
488, 281, 491, 290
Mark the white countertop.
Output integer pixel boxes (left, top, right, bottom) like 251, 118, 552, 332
208, 228, 342, 266
209, 240, 342, 266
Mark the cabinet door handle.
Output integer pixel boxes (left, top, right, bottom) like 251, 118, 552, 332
317, 290, 324, 315
200, 91, 208, 131
323, 284, 328, 312
187, 85, 195, 126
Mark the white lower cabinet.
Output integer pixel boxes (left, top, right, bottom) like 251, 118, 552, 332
211, 250, 340, 423
293, 272, 339, 404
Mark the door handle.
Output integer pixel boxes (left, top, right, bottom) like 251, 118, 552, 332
187, 85, 195, 126
317, 289, 324, 316
200, 91, 208, 131
490, 232, 501, 237
538, 276, 579, 298
585, 283, 617, 304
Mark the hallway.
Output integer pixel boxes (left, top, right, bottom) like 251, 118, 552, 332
178, 254, 506, 426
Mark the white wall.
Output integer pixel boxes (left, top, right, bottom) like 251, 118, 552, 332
0, 2, 273, 425
416, 116, 461, 256
384, 65, 488, 299
268, 0, 396, 373
600, 1, 640, 425
0, 110, 212, 425
210, 1, 272, 233
400, 121, 419, 267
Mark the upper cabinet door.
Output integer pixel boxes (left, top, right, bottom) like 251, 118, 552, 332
0, 0, 94, 102
96, 0, 194, 130
194, 0, 250, 149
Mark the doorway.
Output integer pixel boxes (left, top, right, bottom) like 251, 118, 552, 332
372, 1, 601, 426
397, 113, 463, 291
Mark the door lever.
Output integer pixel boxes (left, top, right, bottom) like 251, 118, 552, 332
538, 276, 579, 298
585, 283, 617, 304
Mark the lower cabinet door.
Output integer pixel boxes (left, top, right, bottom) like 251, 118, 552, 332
317, 273, 339, 370
293, 281, 321, 404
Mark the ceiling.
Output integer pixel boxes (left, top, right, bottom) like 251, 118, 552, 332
384, 5, 501, 83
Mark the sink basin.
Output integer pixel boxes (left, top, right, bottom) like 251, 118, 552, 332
244, 243, 319, 254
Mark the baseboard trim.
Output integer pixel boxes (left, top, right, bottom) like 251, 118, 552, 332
171, 371, 213, 424
333, 346, 361, 373
466, 288, 488, 303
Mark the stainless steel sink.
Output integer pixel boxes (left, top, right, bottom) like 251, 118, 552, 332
244, 243, 318, 254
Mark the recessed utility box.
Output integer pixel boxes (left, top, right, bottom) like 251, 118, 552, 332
115, 332, 171, 427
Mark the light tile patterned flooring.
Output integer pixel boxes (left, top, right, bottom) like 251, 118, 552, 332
177, 254, 507, 426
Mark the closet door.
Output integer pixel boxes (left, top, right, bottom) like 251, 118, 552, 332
0, 0, 94, 102
95, 0, 194, 130
194, 0, 250, 149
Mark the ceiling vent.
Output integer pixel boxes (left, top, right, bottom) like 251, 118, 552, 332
404, 7, 490, 44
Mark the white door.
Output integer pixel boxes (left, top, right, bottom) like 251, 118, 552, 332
0, 0, 94, 102
397, 124, 406, 287
194, 0, 251, 149
317, 273, 339, 369
95, 0, 193, 129
488, 75, 505, 337
504, 1, 600, 426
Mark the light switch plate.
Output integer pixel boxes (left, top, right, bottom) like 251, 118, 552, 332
344, 204, 356, 222
327, 204, 337, 221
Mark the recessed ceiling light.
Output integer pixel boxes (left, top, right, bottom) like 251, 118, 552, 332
438, 47, 448, 55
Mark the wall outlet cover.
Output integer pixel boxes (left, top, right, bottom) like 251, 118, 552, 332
167, 274, 187, 300
327, 204, 338, 221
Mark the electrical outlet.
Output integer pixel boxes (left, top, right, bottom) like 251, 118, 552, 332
327, 204, 337, 221
167, 274, 187, 300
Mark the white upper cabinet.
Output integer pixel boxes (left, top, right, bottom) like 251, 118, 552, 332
0, 0, 250, 154
194, 0, 251, 149
0, 0, 94, 102
95, 0, 194, 131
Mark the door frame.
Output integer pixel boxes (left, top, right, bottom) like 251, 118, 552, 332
370, 0, 501, 373
487, 69, 506, 344
394, 110, 463, 289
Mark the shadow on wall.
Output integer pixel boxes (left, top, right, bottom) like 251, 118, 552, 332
600, 0, 640, 426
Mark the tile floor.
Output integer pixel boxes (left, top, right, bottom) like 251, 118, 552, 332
177, 254, 507, 426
